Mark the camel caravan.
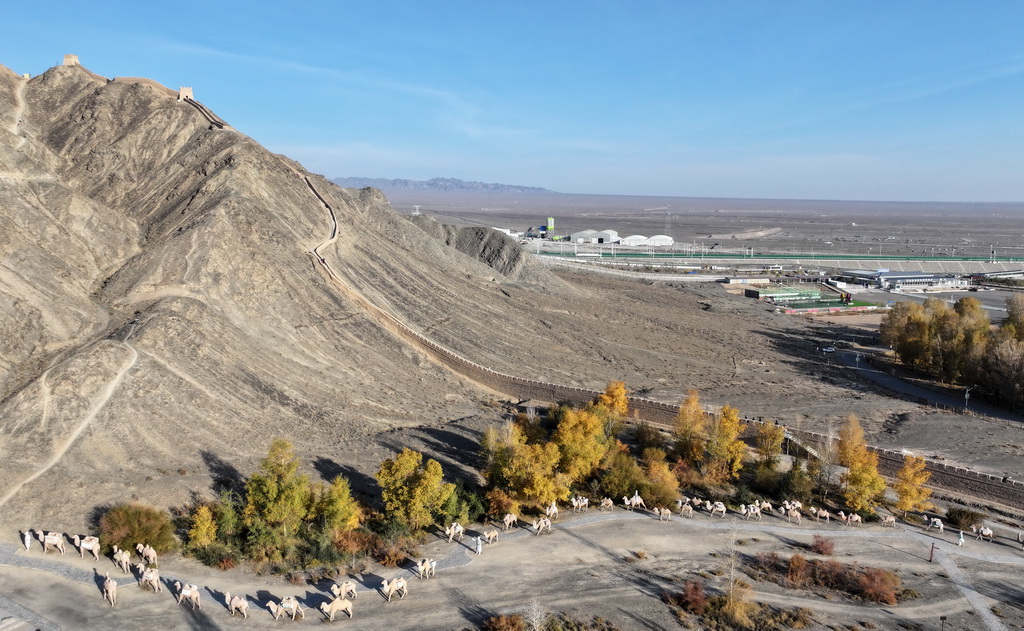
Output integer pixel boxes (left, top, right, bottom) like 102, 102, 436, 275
21, 489, 1022, 621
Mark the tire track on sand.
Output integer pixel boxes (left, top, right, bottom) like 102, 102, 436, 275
0, 341, 138, 508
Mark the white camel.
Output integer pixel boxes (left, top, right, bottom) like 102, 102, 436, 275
598, 497, 614, 511
972, 525, 995, 542
445, 522, 465, 543
705, 501, 726, 518
225, 592, 248, 618
380, 577, 408, 602
925, 517, 944, 533
320, 597, 353, 621
758, 499, 773, 514
38, 531, 65, 555
845, 513, 862, 527
808, 507, 830, 524
570, 496, 589, 513
786, 508, 802, 525
270, 596, 304, 620
112, 546, 132, 574
742, 504, 762, 521
653, 507, 671, 521
881, 515, 897, 528
483, 529, 499, 544
136, 543, 158, 566
502, 513, 518, 530
138, 565, 161, 592
630, 491, 647, 511
102, 572, 117, 607
174, 581, 202, 610
545, 501, 559, 521
531, 516, 552, 535
72, 535, 101, 561
332, 580, 359, 597
415, 558, 436, 580
678, 503, 694, 518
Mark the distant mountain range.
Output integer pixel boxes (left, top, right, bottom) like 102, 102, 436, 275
331, 176, 555, 194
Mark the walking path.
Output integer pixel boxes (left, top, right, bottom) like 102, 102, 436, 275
2, 507, 1020, 629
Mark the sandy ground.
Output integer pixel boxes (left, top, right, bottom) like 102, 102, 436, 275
2, 506, 1023, 631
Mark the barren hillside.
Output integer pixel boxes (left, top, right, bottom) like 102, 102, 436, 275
0, 61, 953, 531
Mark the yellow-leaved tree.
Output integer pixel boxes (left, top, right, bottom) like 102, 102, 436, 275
704, 404, 746, 483
595, 380, 629, 419
552, 406, 608, 484
376, 448, 455, 531
837, 415, 885, 512
187, 505, 217, 549
673, 390, 707, 466
754, 422, 786, 472
892, 454, 932, 519
480, 423, 569, 507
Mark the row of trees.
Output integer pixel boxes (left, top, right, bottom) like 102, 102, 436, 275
881, 295, 1024, 410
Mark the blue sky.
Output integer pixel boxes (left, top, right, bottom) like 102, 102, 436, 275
5, 1, 1024, 201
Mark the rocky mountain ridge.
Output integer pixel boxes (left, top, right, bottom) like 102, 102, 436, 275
331, 175, 554, 194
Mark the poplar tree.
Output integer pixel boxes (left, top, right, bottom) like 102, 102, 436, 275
552, 407, 607, 484
673, 390, 707, 466
892, 454, 933, 518
704, 404, 746, 482
376, 448, 455, 531
837, 415, 886, 512
243, 438, 310, 559
754, 422, 786, 472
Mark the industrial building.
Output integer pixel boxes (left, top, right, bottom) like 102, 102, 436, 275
570, 229, 619, 244
839, 270, 969, 290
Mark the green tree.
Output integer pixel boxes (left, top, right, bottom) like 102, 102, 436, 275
892, 454, 933, 518
642, 448, 680, 507
376, 448, 455, 531
308, 475, 362, 535
243, 438, 310, 559
601, 441, 648, 500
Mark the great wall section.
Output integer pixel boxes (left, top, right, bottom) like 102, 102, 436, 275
297, 178, 1024, 511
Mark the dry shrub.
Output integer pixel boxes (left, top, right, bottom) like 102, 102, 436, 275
681, 579, 709, 614
286, 571, 306, 586
720, 580, 756, 629
335, 529, 377, 555
672, 459, 701, 488
945, 507, 985, 530
483, 614, 526, 631
813, 559, 853, 591
216, 555, 237, 571
755, 551, 781, 575
98, 502, 177, 555
486, 488, 519, 519
810, 534, 835, 556
858, 567, 901, 605
787, 554, 809, 587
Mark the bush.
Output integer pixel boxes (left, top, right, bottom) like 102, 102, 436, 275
486, 488, 519, 519
813, 559, 852, 591
99, 502, 177, 555
681, 580, 709, 614
858, 567, 900, 605
787, 554, 809, 587
732, 484, 755, 508
810, 535, 835, 556
483, 614, 526, 631
632, 422, 666, 453
945, 507, 985, 530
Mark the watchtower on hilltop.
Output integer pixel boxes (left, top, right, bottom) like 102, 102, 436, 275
62, 54, 79, 66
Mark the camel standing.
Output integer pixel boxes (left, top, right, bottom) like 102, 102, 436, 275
72, 535, 101, 560
225, 592, 248, 618
102, 572, 117, 607
598, 497, 614, 511
332, 580, 359, 598
38, 531, 65, 555
174, 581, 202, 610
532, 517, 552, 535
808, 507, 829, 524
270, 596, 304, 620
380, 577, 408, 602
972, 525, 995, 542
415, 558, 436, 579
881, 515, 897, 528
545, 501, 559, 521
925, 517, 944, 533
445, 522, 465, 543
786, 509, 802, 525
502, 513, 518, 530
112, 546, 132, 574
483, 529, 499, 544
136, 543, 158, 566
320, 597, 353, 621
138, 566, 161, 592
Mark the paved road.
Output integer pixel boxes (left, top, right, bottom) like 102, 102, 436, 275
837, 350, 1024, 426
